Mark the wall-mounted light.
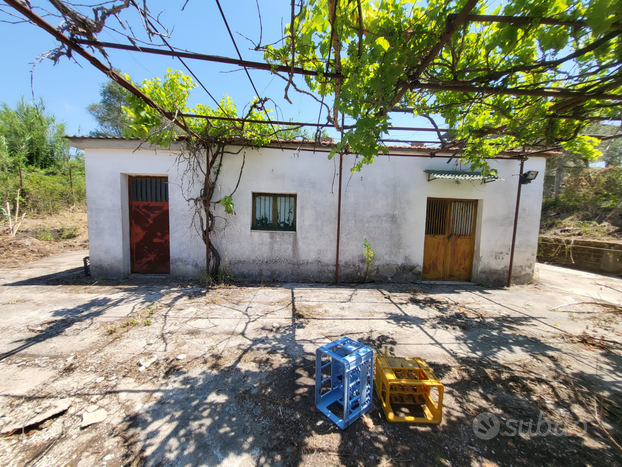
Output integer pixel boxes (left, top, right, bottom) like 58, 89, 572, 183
520, 170, 539, 184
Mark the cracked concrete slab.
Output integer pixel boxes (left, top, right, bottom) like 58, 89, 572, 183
0, 252, 620, 466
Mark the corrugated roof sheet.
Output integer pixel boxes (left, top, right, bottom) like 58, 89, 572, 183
424, 169, 499, 183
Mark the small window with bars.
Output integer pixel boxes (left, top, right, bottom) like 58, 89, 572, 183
252, 193, 296, 231
130, 176, 169, 203
425, 198, 477, 237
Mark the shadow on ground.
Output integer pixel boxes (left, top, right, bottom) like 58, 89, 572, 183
0, 296, 123, 361
0, 269, 193, 362
1, 267, 621, 465
107, 285, 622, 466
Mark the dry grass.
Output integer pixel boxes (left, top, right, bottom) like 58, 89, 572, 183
294, 303, 323, 319
541, 207, 622, 241
541, 215, 621, 240
561, 331, 617, 351
0, 209, 88, 267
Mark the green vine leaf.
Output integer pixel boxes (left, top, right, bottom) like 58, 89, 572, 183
219, 195, 236, 215
263, 0, 622, 172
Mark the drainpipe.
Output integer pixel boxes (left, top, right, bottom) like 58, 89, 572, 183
507, 157, 526, 287
335, 152, 343, 284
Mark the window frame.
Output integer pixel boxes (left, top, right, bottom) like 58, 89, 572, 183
251, 192, 297, 232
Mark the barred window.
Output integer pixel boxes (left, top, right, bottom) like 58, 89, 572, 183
425, 198, 477, 236
252, 193, 296, 231
130, 176, 168, 202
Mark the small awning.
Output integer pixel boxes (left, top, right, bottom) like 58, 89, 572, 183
424, 169, 499, 183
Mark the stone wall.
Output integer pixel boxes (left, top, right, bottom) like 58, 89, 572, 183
538, 236, 622, 277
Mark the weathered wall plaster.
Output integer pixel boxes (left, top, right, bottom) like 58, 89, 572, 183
78, 139, 546, 285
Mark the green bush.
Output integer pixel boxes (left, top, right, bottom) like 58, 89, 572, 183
559, 167, 622, 212
543, 167, 622, 214
58, 225, 79, 239
0, 166, 85, 216
542, 167, 622, 235
34, 227, 54, 242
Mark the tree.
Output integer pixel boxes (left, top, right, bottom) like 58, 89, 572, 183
590, 123, 622, 166
602, 138, 622, 167
87, 79, 127, 137
546, 122, 621, 199
265, 0, 622, 173
0, 136, 10, 173
0, 98, 70, 171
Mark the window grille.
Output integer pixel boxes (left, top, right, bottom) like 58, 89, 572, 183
450, 200, 477, 236
425, 198, 476, 236
130, 177, 168, 203
252, 193, 296, 231
425, 199, 449, 236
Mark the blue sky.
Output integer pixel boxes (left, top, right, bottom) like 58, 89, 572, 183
0, 1, 434, 142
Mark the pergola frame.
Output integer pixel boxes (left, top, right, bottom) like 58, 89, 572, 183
5, 0, 621, 152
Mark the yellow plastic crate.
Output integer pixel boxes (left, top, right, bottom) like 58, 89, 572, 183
375, 356, 444, 424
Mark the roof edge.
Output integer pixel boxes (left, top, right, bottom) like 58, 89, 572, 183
66, 136, 559, 158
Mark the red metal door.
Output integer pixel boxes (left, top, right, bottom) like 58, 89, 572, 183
129, 177, 170, 274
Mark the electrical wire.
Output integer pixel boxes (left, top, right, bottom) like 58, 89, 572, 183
213, 0, 280, 138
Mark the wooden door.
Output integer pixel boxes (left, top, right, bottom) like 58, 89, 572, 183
129, 176, 170, 274
422, 198, 477, 281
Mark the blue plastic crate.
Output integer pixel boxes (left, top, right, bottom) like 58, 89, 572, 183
315, 337, 374, 429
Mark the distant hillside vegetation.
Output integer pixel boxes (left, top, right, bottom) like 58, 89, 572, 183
541, 166, 622, 241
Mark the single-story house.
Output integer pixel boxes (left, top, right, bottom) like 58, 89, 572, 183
69, 137, 550, 286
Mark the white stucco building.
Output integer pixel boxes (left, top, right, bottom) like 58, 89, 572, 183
69, 137, 549, 286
